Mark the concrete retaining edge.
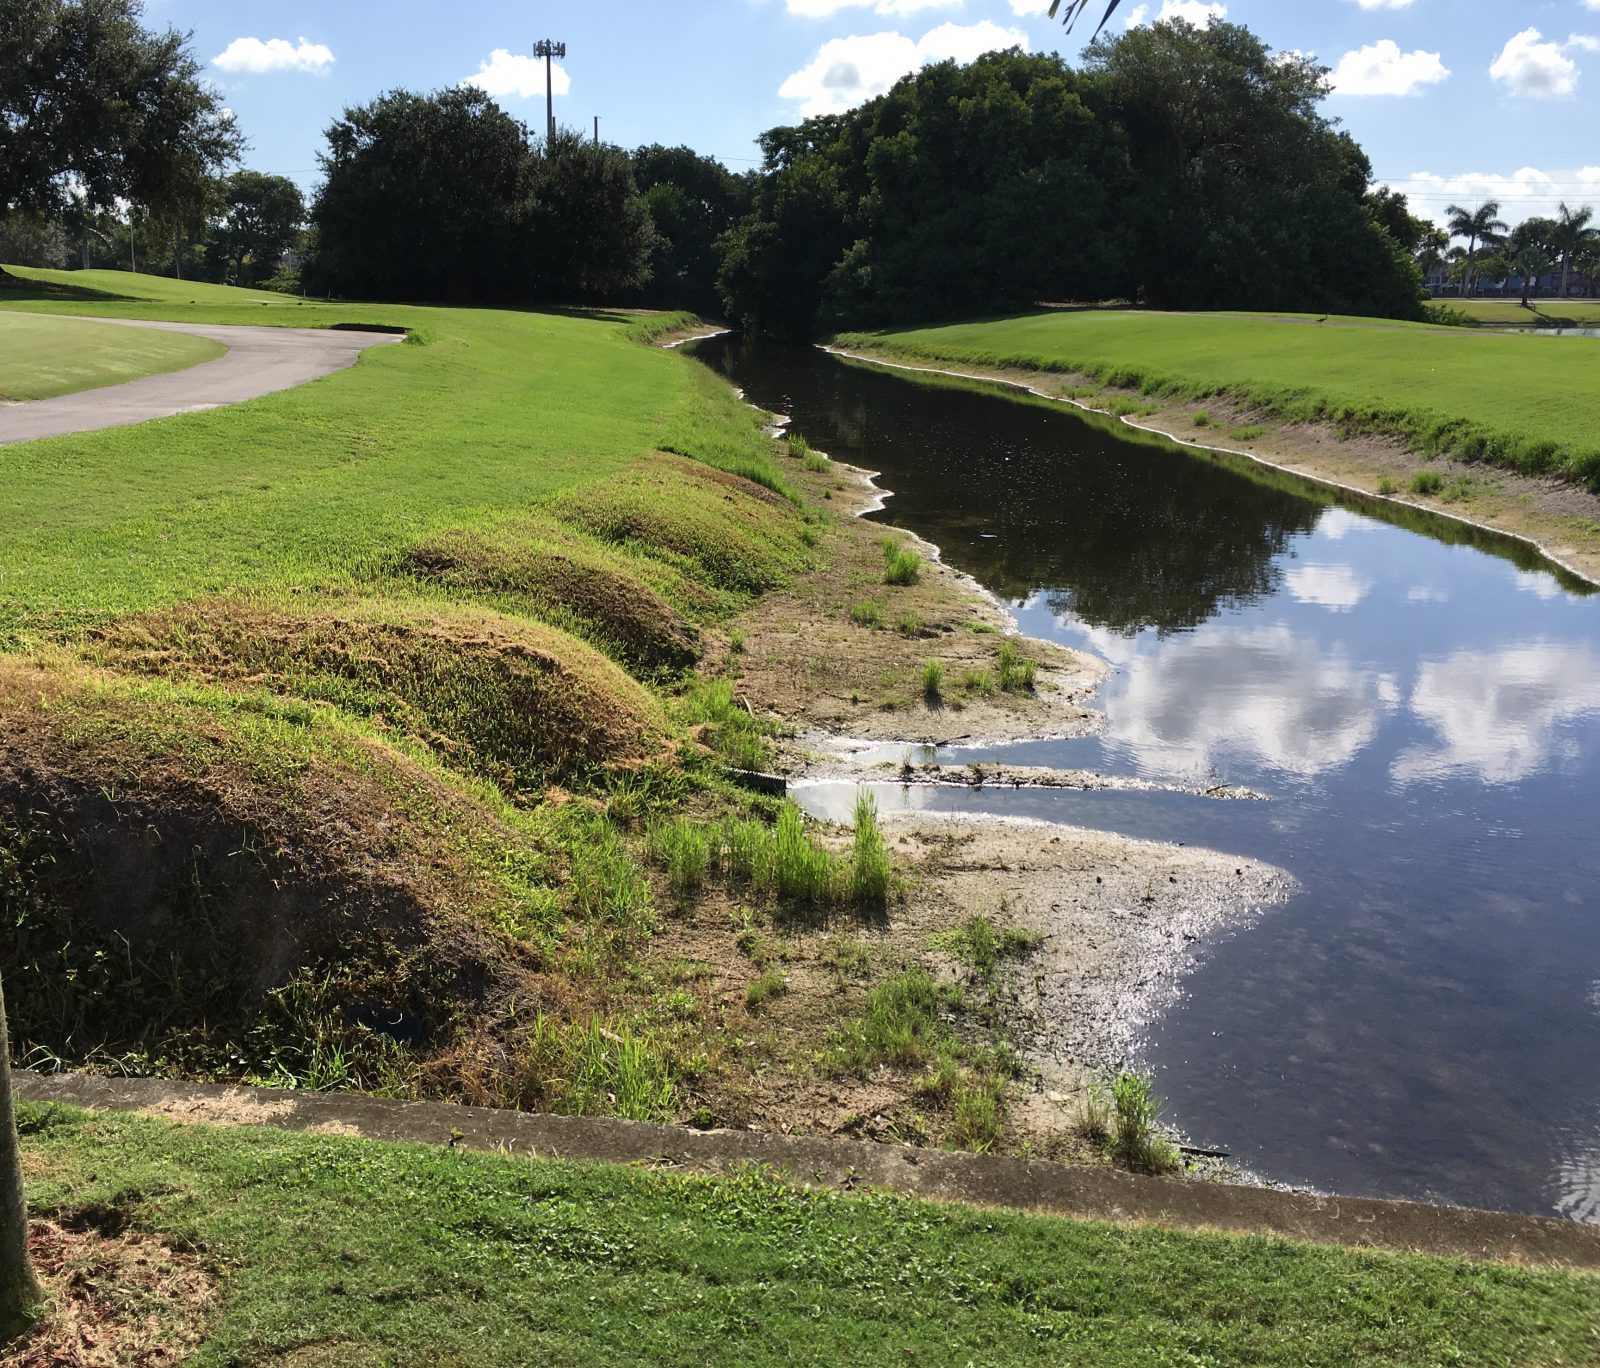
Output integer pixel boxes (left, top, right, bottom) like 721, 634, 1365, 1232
16, 1070, 1600, 1270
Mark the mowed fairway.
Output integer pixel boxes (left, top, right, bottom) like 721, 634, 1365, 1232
0, 308, 225, 400
0, 270, 692, 642
838, 309, 1600, 484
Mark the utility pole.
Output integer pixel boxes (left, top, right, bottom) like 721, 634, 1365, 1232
533, 39, 566, 146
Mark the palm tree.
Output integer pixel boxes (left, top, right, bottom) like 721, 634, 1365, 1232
1552, 202, 1598, 299
1513, 244, 1554, 307
1049, 0, 1124, 37
0, 975, 41, 1340
1445, 201, 1508, 297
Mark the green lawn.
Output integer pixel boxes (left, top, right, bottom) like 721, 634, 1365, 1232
0, 309, 224, 400
836, 309, 1600, 486
0, 269, 702, 644
17, 1104, 1600, 1367
1448, 298, 1600, 328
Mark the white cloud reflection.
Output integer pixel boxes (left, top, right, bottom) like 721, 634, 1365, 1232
1393, 642, 1600, 785
1286, 563, 1372, 612
1104, 625, 1399, 778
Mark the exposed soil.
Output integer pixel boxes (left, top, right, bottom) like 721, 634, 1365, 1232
830, 344, 1600, 586
709, 447, 1107, 752
0, 1222, 216, 1367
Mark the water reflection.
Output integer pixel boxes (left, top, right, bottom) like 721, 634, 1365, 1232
694, 334, 1600, 1220
1394, 642, 1600, 786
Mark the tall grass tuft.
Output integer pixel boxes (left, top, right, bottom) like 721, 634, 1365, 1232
524, 1014, 677, 1122
648, 818, 711, 894
883, 540, 922, 586
1109, 1071, 1181, 1174
920, 659, 944, 701
771, 801, 835, 904
996, 640, 1036, 693
849, 792, 892, 907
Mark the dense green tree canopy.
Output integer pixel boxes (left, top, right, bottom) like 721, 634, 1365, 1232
718, 28, 1425, 337
303, 91, 654, 305
204, 170, 305, 287
0, 0, 240, 220
630, 145, 752, 315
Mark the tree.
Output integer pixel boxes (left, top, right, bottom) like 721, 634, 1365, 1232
1552, 201, 1597, 299
523, 130, 655, 303
1, 974, 41, 1339
631, 145, 751, 315
1445, 200, 1507, 296
0, 0, 241, 263
1512, 244, 1553, 306
204, 171, 305, 287
304, 88, 535, 303
1415, 226, 1449, 286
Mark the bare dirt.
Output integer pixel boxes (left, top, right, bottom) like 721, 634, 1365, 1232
830, 344, 1600, 586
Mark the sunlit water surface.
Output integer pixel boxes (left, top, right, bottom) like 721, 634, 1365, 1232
692, 334, 1600, 1221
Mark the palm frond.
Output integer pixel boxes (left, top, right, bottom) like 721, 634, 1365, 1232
1047, 0, 1125, 39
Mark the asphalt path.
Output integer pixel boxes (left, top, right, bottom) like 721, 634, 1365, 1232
0, 315, 403, 446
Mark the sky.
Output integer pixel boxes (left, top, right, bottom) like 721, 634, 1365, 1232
166, 0, 1600, 230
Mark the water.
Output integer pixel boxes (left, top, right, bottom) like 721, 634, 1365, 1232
691, 334, 1600, 1221
1496, 327, 1600, 339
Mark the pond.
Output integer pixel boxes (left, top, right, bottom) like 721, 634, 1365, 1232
690, 334, 1600, 1222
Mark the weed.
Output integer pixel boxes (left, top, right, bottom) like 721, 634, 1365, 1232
678, 677, 771, 771
896, 613, 922, 637
803, 450, 830, 474
745, 970, 789, 1013
1192, 411, 1211, 427
1441, 474, 1475, 504
849, 599, 884, 628
849, 792, 893, 908
1229, 425, 1268, 442
1409, 469, 1445, 496
968, 621, 998, 634
1075, 1077, 1113, 1145
827, 970, 952, 1072
996, 640, 1036, 693
787, 432, 812, 459
728, 629, 747, 654
524, 1014, 677, 1122
882, 540, 922, 586
952, 1076, 1005, 1153
770, 802, 835, 904
1109, 1072, 1181, 1174
1377, 475, 1398, 495
930, 915, 1041, 979
919, 659, 944, 701
959, 668, 995, 696
648, 819, 711, 894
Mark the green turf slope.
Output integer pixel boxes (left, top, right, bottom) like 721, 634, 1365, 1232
837, 309, 1600, 485
0, 309, 224, 400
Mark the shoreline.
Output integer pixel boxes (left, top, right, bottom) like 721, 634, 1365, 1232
823, 343, 1600, 589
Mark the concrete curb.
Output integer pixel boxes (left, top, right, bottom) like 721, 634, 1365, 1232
17, 1071, 1600, 1270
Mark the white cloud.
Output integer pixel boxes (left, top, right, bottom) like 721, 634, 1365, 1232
778, 21, 1028, 116
1350, 0, 1414, 9
1489, 28, 1594, 99
1126, 1, 1227, 27
464, 49, 571, 100
787, 0, 962, 14
1386, 165, 1600, 230
1285, 564, 1373, 612
1331, 40, 1449, 96
1007, 0, 1053, 14
1393, 642, 1600, 785
211, 36, 333, 74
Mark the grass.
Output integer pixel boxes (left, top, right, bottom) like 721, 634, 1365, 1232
882, 539, 922, 586
838, 307, 1600, 488
0, 311, 224, 400
996, 639, 1035, 693
1448, 297, 1600, 328
16, 1105, 1600, 1366
919, 658, 944, 700
848, 598, 883, 628
930, 914, 1041, 980
1108, 1072, 1182, 1175
1410, 469, 1445, 495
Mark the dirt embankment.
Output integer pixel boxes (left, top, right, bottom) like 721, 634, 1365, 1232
828, 343, 1600, 587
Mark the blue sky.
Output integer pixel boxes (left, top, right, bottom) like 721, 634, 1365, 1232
170, 0, 1600, 229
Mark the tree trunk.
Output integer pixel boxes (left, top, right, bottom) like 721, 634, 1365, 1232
0, 973, 41, 1339
1561, 255, 1571, 299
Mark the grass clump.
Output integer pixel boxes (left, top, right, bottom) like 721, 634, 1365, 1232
1108, 1071, 1182, 1175
1409, 469, 1445, 496
803, 450, 830, 474
919, 659, 944, 701
827, 970, 954, 1072
523, 1013, 677, 1122
677, 677, 772, 772
1192, 411, 1212, 428
895, 612, 922, 637
1377, 474, 1399, 495
849, 599, 883, 628
930, 915, 1041, 980
745, 969, 789, 1013
648, 818, 711, 894
1229, 424, 1268, 442
848, 792, 893, 908
996, 639, 1036, 693
786, 431, 812, 459
959, 668, 995, 696
882, 539, 922, 586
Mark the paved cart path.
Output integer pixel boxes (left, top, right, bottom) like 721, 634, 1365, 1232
0, 315, 403, 446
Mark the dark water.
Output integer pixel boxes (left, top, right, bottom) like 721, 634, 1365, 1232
692, 334, 1600, 1222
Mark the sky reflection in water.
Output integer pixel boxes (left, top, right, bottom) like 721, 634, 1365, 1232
692, 335, 1600, 1220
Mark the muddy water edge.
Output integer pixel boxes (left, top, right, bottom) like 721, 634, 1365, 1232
688, 332, 1600, 1224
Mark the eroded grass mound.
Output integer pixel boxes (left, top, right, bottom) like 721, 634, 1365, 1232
85, 598, 669, 791
552, 456, 812, 594
0, 658, 549, 1076
405, 524, 702, 672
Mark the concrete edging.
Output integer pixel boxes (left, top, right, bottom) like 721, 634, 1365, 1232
16, 1070, 1600, 1270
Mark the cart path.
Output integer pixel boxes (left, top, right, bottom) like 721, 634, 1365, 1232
0, 315, 403, 446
